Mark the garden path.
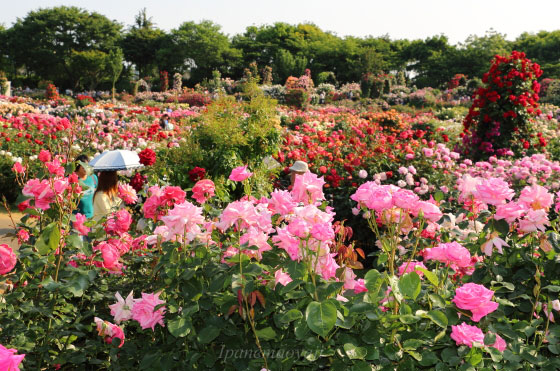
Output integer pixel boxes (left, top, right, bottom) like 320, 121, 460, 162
0, 212, 21, 249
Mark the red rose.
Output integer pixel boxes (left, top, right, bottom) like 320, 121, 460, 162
138, 148, 156, 166
189, 167, 206, 182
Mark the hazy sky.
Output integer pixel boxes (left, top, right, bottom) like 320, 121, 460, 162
2, 0, 560, 44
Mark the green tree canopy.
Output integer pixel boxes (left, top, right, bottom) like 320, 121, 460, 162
7, 6, 122, 89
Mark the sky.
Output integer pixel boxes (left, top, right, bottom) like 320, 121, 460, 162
2, 0, 560, 44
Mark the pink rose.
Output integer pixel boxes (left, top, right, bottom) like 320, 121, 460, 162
17, 229, 30, 244
0, 343, 25, 371
415, 201, 443, 222
492, 333, 507, 351
518, 184, 553, 211
422, 148, 434, 157
191, 179, 215, 204
0, 244, 17, 275
12, 162, 25, 174
131, 292, 166, 331
229, 165, 253, 181
118, 184, 138, 205
268, 189, 296, 216
94, 317, 125, 348
518, 209, 550, 233
473, 177, 514, 206
109, 291, 134, 324
495, 202, 526, 224
291, 172, 326, 205
105, 209, 132, 235
452, 283, 499, 322
310, 222, 335, 242
424, 242, 472, 269
38, 149, 51, 163
450, 323, 484, 347
74, 213, 90, 236
274, 269, 293, 287
397, 261, 427, 277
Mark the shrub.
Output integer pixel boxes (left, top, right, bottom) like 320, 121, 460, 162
285, 89, 309, 109
462, 51, 543, 159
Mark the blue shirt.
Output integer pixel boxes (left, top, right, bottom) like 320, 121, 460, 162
76, 174, 98, 218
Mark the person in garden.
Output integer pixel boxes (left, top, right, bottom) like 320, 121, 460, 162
93, 171, 122, 221
74, 154, 97, 219
289, 160, 309, 186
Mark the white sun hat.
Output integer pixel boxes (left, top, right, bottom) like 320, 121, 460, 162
289, 161, 309, 173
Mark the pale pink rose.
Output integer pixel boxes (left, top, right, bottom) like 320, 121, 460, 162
291, 172, 326, 205
481, 232, 509, 256
287, 218, 310, 238
268, 189, 297, 216
12, 162, 25, 174
229, 165, 253, 181
405, 153, 415, 160
495, 202, 526, 224
351, 182, 392, 212
161, 201, 204, 240
358, 169, 368, 179
450, 323, 484, 347
422, 148, 434, 157
0, 343, 25, 370
191, 179, 215, 204
271, 227, 301, 260
131, 292, 166, 331
415, 201, 443, 222
310, 222, 335, 242
551, 300, 560, 312
109, 291, 135, 324
74, 213, 90, 236
274, 269, 293, 287
0, 244, 17, 275
518, 184, 553, 211
118, 184, 138, 205
452, 283, 499, 322
392, 189, 419, 210
473, 177, 514, 206
397, 261, 427, 277
239, 227, 271, 259
353, 279, 368, 294
216, 200, 261, 231
518, 209, 550, 233
315, 253, 339, 280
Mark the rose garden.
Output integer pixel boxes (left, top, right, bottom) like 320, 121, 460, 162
2, 6, 560, 371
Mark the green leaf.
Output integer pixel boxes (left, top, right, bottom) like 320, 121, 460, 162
36, 222, 58, 255
427, 310, 448, 328
398, 272, 421, 300
494, 219, 510, 236
434, 191, 444, 202
305, 301, 337, 338
419, 351, 438, 366
168, 317, 190, 338
465, 346, 483, 366
416, 267, 439, 287
66, 234, 83, 250
344, 343, 367, 360
543, 285, 560, 292
67, 270, 96, 297
483, 332, 496, 346
403, 339, 424, 350
255, 327, 277, 341
279, 309, 303, 324
198, 325, 220, 344
364, 269, 383, 299
428, 293, 446, 308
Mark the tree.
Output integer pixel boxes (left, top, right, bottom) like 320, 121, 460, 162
121, 9, 166, 78
157, 20, 240, 84
513, 31, 560, 78
6, 6, 122, 88
107, 49, 124, 100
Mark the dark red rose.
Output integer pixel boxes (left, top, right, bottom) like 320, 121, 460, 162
138, 148, 156, 166
189, 167, 206, 182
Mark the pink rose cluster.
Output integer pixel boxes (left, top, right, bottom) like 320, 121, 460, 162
22, 177, 71, 210
93, 235, 134, 274
105, 209, 133, 235
95, 291, 166, 349
351, 182, 442, 223
423, 242, 476, 276
452, 283, 499, 322
143, 185, 186, 220
0, 343, 25, 370
451, 323, 506, 351
150, 200, 206, 244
